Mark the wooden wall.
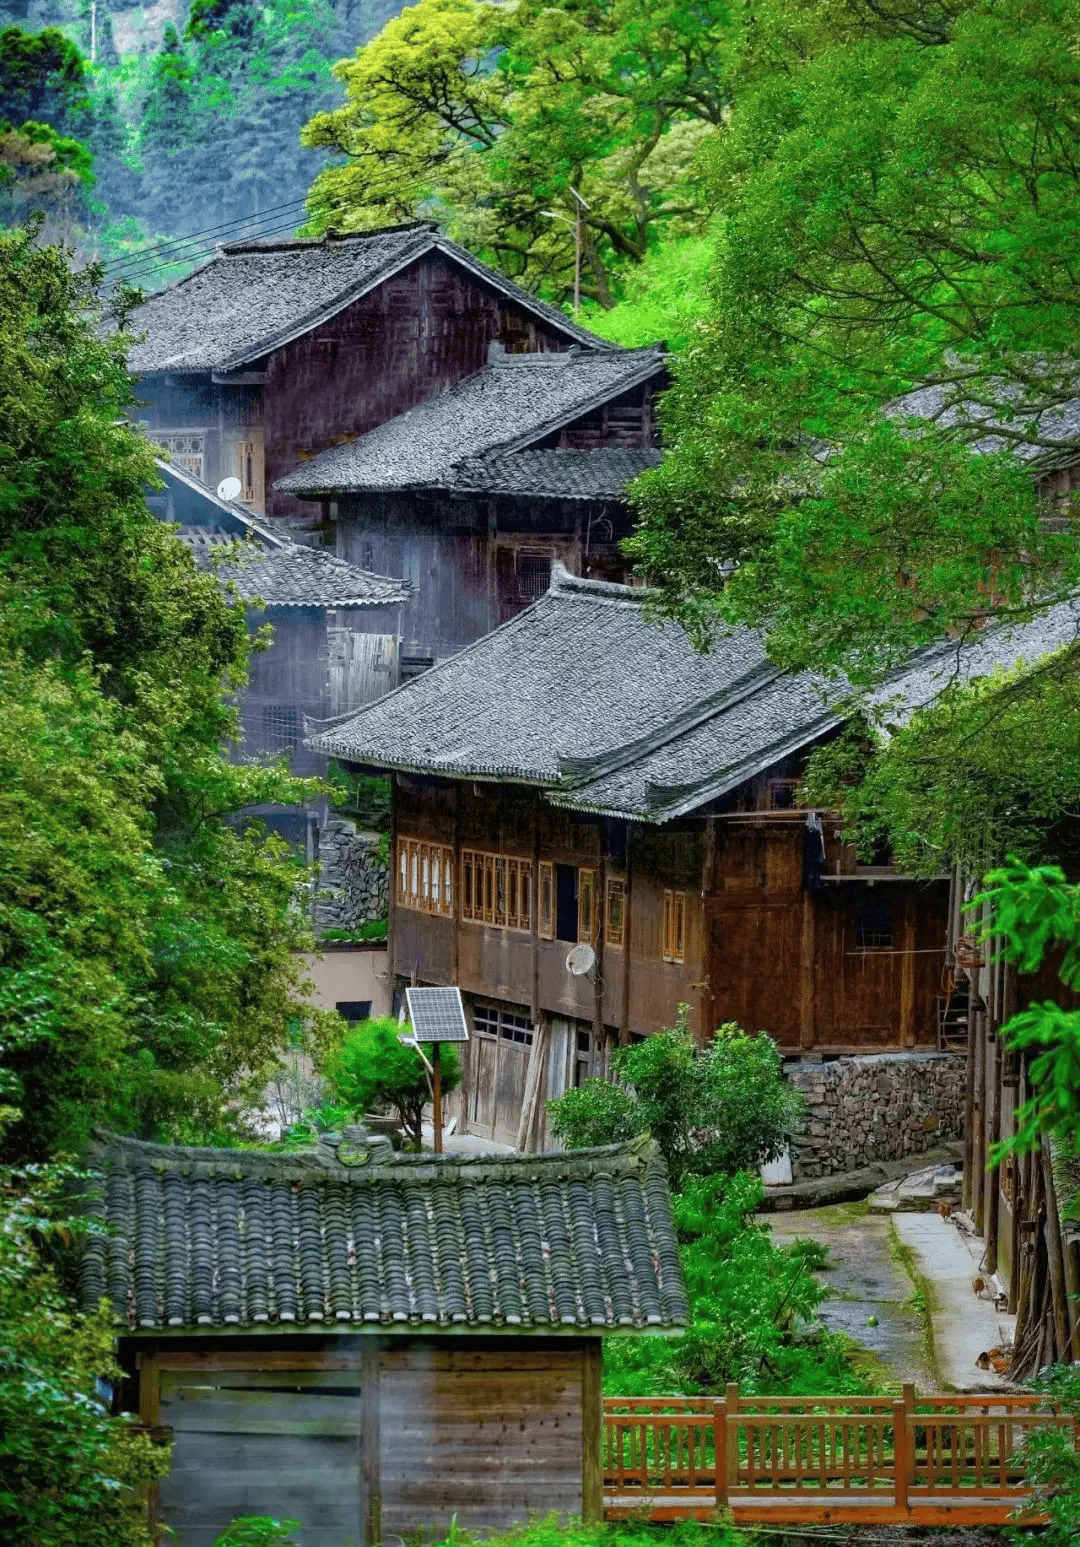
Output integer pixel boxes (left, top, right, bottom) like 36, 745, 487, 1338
131, 1336, 599, 1547
336, 490, 635, 666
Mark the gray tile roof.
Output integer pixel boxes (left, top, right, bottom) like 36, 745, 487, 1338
274, 348, 665, 496
127, 226, 607, 374
307, 566, 1080, 821
450, 448, 663, 499
79, 1130, 687, 1335
891, 379, 1080, 471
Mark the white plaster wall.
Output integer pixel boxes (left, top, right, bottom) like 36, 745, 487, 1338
300, 946, 391, 1018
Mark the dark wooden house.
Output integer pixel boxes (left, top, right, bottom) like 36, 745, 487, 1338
276, 344, 666, 671
303, 568, 1079, 1148
80, 1129, 686, 1546
152, 459, 409, 771
127, 224, 608, 523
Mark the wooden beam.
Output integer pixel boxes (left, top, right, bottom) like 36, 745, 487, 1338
1042, 1144, 1073, 1364
581, 1340, 603, 1524
985, 1035, 1002, 1274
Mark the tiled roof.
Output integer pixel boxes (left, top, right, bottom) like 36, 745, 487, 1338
274, 349, 665, 495
891, 379, 1080, 471
450, 448, 663, 499
78, 1130, 688, 1335
127, 226, 607, 374
213, 541, 410, 608
307, 566, 1080, 821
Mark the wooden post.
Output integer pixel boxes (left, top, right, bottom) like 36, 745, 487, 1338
893, 1399, 909, 1514
714, 1397, 728, 1509
620, 825, 634, 1044
799, 891, 815, 1050
725, 1383, 739, 1492
581, 1340, 603, 1523
138, 1352, 160, 1542
1042, 1144, 1072, 1362
963, 986, 977, 1213
986, 1036, 1003, 1274
361, 1339, 381, 1547
899, 892, 917, 1048
432, 1042, 443, 1154
902, 1383, 916, 1484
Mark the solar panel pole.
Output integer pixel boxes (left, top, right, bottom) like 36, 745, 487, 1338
431, 1042, 443, 1155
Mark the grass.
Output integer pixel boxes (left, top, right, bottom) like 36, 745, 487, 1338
887, 1220, 944, 1389
424, 1515, 745, 1547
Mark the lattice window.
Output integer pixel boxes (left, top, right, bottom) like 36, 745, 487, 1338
461, 850, 532, 931
396, 838, 454, 917
663, 889, 686, 964
147, 431, 206, 481
854, 900, 892, 950
578, 868, 597, 944
472, 1001, 534, 1046
538, 861, 554, 940
517, 551, 552, 602
605, 877, 625, 948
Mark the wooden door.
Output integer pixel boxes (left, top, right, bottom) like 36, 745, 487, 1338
156, 1366, 363, 1547
469, 1031, 499, 1138
467, 1021, 531, 1142
327, 628, 399, 715
221, 426, 266, 514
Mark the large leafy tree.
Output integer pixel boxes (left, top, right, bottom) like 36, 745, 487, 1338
301, 0, 732, 305
0, 229, 333, 1160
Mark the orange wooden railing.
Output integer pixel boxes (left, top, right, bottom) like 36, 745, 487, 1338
603, 1386, 1077, 1525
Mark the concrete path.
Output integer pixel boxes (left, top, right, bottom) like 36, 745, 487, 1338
892, 1212, 1016, 1391
771, 1203, 936, 1389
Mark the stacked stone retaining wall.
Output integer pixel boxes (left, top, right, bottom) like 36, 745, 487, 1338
787, 1051, 964, 1179
314, 817, 388, 933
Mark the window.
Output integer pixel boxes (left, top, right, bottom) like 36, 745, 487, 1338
538, 861, 554, 940
335, 1000, 372, 1023
605, 878, 625, 948
461, 850, 532, 931
854, 899, 892, 950
472, 1001, 534, 1046
396, 838, 454, 916
663, 889, 686, 964
517, 551, 552, 602
578, 868, 597, 944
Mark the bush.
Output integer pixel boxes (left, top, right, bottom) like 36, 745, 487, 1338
548, 1012, 801, 1183
210, 1519, 300, 1547
321, 1016, 462, 1147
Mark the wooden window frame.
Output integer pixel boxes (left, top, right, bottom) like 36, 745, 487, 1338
605, 877, 625, 949
461, 850, 532, 932
578, 868, 597, 945
396, 838, 454, 917
663, 888, 686, 964
538, 861, 554, 940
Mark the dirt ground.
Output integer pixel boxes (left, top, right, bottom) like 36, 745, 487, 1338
770, 1202, 937, 1391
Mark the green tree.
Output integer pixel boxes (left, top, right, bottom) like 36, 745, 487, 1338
322, 1016, 463, 1147
301, 0, 731, 305
0, 26, 89, 135
0, 1129, 167, 1545
547, 1014, 801, 1184
0, 229, 334, 1159
138, 23, 197, 160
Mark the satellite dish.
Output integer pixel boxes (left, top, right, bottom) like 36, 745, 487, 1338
217, 476, 242, 501
565, 943, 596, 976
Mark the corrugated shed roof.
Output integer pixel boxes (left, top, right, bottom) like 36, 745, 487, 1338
127, 226, 607, 374
79, 1130, 688, 1335
307, 566, 1080, 821
450, 447, 663, 499
274, 348, 665, 495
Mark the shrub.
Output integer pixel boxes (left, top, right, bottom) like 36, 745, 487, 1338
321, 1016, 462, 1147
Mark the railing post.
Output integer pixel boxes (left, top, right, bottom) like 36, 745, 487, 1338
725, 1383, 739, 1494
903, 1383, 916, 1484
893, 1400, 909, 1515
714, 1399, 727, 1510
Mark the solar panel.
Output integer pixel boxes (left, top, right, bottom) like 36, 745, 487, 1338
404, 985, 470, 1044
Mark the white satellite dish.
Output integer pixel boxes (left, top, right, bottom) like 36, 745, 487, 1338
565, 943, 596, 976
217, 476, 242, 502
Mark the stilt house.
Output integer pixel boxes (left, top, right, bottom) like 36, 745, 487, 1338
275, 345, 666, 673
127, 224, 608, 523
80, 1130, 686, 1547
304, 570, 1073, 1149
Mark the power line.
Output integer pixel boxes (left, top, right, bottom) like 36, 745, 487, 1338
103, 198, 312, 273
106, 215, 312, 287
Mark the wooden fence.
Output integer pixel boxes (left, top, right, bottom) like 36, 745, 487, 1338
603, 1386, 1077, 1525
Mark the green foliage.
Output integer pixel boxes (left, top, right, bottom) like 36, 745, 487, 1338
0, 26, 88, 134
0, 229, 336, 1157
0, 1131, 167, 1546
322, 1016, 463, 1147
547, 1012, 801, 1183
320, 921, 388, 943
584, 232, 716, 350
301, 0, 731, 305
431, 1516, 744, 1547
1014, 1364, 1080, 1547
971, 858, 1080, 1189
210, 1517, 301, 1547
603, 1171, 857, 1395
327, 762, 392, 826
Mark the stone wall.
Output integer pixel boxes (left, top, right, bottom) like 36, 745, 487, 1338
787, 1051, 965, 1179
315, 817, 388, 933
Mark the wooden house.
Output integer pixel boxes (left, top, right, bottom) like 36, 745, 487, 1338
79, 1130, 687, 1546
152, 458, 409, 771
127, 224, 608, 523
303, 570, 1079, 1148
276, 344, 666, 671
